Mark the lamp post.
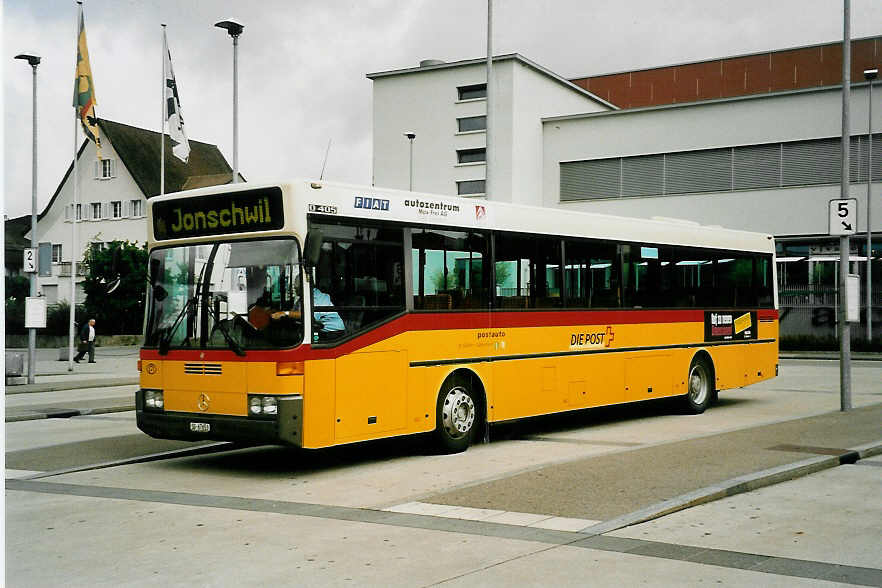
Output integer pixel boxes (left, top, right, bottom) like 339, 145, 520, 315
15, 52, 40, 384
404, 132, 415, 191
215, 18, 244, 184
864, 67, 877, 342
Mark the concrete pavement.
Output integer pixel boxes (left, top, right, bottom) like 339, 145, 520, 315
5, 356, 881, 586
4, 345, 139, 421
5, 345, 139, 391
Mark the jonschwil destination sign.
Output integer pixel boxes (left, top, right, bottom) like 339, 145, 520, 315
153, 187, 285, 240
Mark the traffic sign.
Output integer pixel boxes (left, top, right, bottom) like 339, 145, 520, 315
23, 248, 37, 273
828, 198, 857, 236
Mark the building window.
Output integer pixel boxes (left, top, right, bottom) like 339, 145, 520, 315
91, 202, 102, 220
457, 115, 486, 133
457, 83, 487, 101
131, 199, 143, 217
111, 201, 122, 218
457, 148, 486, 164
51, 244, 62, 263
96, 158, 115, 179
66, 203, 84, 221
457, 179, 486, 196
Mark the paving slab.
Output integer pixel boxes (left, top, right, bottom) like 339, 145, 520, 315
610, 462, 882, 569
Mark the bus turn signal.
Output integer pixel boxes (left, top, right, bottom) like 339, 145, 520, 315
276, 361, 304, 376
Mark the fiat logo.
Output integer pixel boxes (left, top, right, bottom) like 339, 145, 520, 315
146, 363, 157, 375
197, 393, 210, 412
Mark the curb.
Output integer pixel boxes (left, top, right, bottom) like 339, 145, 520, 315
6, 405, 135, 423
578, 439, 882, 536
779, 352, 882, 361
5, 377, 139, 395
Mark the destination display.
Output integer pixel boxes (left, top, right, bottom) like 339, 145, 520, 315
152, 187, 284, 240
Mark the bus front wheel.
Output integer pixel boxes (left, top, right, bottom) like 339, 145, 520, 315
435, 376, 479, 453
683, 355, 714, 414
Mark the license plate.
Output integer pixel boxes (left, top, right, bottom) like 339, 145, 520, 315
189, 422, 210, 433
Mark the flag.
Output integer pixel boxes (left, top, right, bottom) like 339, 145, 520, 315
164, 39, 190, 163
73, 9, 100, 157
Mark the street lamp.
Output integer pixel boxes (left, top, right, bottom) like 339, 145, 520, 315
15, 52, 40, 384
215, 18, 244, 184
403, 132, 415, 191
864, 67, 877, 342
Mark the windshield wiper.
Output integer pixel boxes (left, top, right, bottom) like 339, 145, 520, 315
204, 298, 246, 356
157, 295, 198, 355
158, 259, 209, 355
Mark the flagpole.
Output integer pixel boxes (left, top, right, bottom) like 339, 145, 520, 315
68, 1, 83, 372
161, 24, 166, 196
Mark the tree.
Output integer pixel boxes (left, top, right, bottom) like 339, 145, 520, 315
82, 241, 148, 335
5, 275, 31, 335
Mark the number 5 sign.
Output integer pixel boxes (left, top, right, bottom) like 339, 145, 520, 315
828, 199, 857, 236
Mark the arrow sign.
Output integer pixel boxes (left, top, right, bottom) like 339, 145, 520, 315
829, 199, 857, 236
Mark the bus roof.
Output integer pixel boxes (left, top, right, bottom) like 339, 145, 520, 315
148, 179, 774, 254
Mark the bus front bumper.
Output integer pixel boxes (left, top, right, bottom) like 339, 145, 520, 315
135, 389, 303, 447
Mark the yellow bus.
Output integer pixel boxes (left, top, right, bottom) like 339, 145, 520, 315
137, 181, 778, 453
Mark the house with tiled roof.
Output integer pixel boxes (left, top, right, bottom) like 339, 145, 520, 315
26, 119, 239, 305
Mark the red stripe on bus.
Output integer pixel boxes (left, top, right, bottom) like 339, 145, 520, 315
141, 308, 771, 363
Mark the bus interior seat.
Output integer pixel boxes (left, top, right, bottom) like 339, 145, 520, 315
342, 294, 366, 332
499, 296, 529, 309
421, 294, 452, 310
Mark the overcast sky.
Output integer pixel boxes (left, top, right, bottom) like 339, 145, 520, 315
4, 0, 882, 218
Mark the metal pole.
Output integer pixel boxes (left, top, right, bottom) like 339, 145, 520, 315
161, 24, 166, 196
69, 107, 79, 372
232, 34, 239, 183
485, 0, 492, 200
839, 0, 852, 411
27, 60, 38, 384
409, 138, 414, 191
867, 79, 873, 341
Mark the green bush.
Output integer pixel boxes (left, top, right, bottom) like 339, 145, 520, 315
45, 302, 87, 336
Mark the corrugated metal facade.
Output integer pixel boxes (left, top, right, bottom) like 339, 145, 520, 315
560, 133, 882, 201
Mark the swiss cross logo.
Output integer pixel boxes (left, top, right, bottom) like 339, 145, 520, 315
605, 326, 615, 347
475, 205, 486, 221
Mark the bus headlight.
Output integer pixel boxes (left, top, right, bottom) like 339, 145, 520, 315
144, 389, 164, 410
248, 395, 278, 418
262, 396, 278, 415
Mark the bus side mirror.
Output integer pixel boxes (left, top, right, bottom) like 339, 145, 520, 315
304, 228, 324, 269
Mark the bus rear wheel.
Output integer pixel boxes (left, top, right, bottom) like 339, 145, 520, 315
434, 376, 478, 453
683, 355, 713, 414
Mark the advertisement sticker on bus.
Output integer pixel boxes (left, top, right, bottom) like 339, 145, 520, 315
704, 311, 757, 342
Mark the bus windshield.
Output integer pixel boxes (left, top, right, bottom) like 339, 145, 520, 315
144, 238, 304, 352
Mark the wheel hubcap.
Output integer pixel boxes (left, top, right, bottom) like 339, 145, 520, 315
689, 364, 708, 405
442, 387, 475, 439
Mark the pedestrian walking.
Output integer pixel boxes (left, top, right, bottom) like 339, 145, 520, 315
74, 318, 97, 363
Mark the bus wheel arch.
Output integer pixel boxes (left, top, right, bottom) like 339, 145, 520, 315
433, 368, 486, 453
683, 350, 716, 414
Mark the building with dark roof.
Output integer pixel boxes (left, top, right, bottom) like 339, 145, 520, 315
27, 119, 237, 305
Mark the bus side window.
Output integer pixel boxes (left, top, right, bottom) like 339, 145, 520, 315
411, 229, 489, 310
309, 219, 405, 343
